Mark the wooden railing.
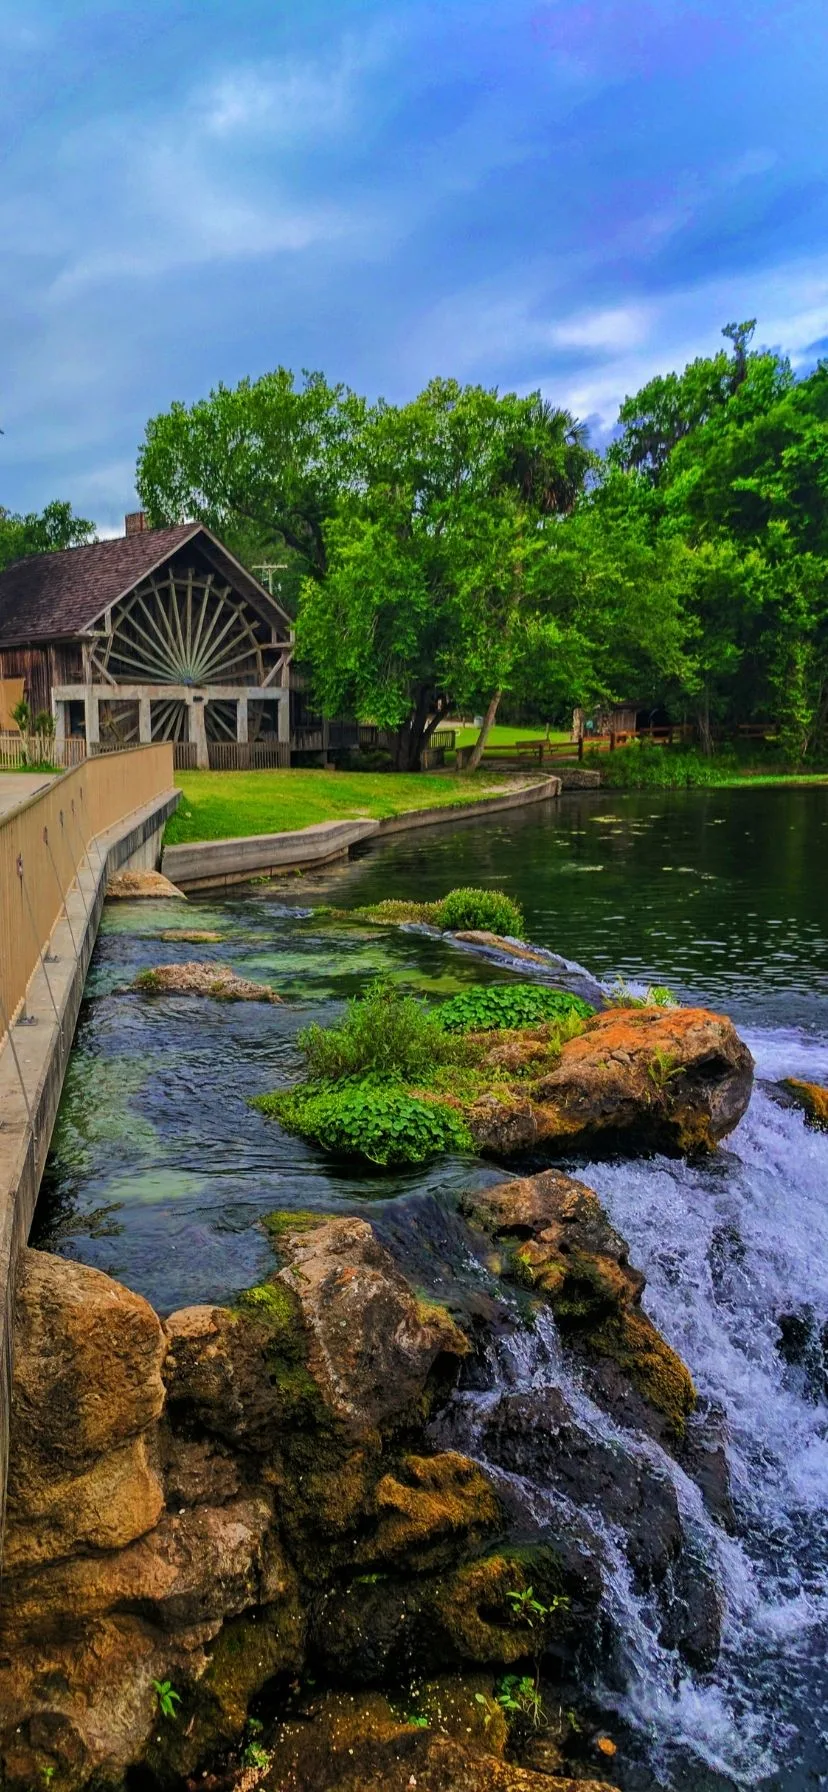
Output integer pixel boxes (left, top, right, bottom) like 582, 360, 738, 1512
0, 744, 175, 1036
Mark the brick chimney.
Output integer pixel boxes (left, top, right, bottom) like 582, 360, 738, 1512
125, 510, 147, 536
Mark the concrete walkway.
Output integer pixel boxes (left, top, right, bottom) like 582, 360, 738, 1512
0, 771, 56, 818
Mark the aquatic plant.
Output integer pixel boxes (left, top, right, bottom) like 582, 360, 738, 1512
434, 886, 525, 938
253, 1074, 474, 1166
298, 979, 471, 1082
436, 983, 593, 1033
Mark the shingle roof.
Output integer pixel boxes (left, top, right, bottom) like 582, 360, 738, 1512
0, 523, 291, 648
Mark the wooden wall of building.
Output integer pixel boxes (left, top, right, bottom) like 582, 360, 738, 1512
0, 643, 84, 717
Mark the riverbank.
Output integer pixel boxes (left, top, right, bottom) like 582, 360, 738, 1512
591, 743, 828, 788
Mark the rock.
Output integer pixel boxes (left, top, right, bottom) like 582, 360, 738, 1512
4, 1250, 166, 1571
477, 1387, 681, 1588
780, 1076, 828, 1129
468, 1006, 753, 1157
354, 1451, 502, 1572
275, 1214, 469, 1430
106, 868, 186, 898
1, 1498, 276, 1643
133, 961, 282, 1001
463, 1171, 696, 1443
163, 1292, 316, 1451
0, 1616, 177, 1792
261, 1688, 616, 1792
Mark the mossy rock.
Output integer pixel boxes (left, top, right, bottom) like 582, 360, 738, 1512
781, 1076, 828, 1130
585, 1307, 697, 1440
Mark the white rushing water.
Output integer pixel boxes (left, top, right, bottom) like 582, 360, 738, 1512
584, 1030, 828, 1790
438, 1027, 828, 1790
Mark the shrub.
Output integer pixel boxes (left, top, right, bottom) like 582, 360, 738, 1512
253, 1075, 473, 1166
595, 742, 738, 789
437, 983, 594, 1034
298, 979, 469, 1082
435, 887, 525, 938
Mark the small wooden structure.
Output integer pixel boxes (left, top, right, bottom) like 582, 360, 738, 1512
0, 517, 295, 769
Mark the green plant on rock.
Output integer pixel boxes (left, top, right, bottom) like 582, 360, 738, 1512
152, 1680, 182, 1720
495, 1673, 548, 1731
253, 1074, 474, 1166
434, 887, 525, 938
648, 1048, 681, 1089
437, 983, 593, 1034
506, 1585, 568, 1627
647, 984, 678, 1007
297, 979, 471, 1082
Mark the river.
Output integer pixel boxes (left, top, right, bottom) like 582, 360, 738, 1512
32, 786, 828, 1792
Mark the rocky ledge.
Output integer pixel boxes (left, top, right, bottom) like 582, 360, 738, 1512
0, 1171, 725, 1792
131, 962, 282, 1003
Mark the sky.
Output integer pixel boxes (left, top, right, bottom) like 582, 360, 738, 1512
3, 0, 828, 533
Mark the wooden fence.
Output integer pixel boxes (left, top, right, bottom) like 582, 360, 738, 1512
0, 744, 175, 1036
206, 741, 290, 771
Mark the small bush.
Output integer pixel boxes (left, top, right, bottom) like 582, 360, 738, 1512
298, 979, 469, 1082
437, 983, 594, 1034
435, 887, 525, 938
254, 1075, 473, 1166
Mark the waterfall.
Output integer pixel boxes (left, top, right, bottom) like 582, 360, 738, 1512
434, 1027, 828, 1790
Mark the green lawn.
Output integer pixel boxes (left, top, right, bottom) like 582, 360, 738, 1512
450, 722, 571, 749
164, 768, 523, 844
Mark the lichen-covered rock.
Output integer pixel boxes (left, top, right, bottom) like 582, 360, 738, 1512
274, 1214, 469, 1429
4, 1250, 166, 1571
133, 960, 282, 1001
464, 1171, 696, 1442
468, 1006, 753, 1157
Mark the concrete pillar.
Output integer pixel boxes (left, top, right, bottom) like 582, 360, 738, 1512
138, 696, 152, 743
84, 690, 100, 746
236, 695, 249, 744
189, 696, 209, 769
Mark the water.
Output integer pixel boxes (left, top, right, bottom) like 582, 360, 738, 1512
32, 785, 828, 1790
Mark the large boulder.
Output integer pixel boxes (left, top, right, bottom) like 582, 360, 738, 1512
468, 1006, 753, 1157
4, 1250, 166, 1572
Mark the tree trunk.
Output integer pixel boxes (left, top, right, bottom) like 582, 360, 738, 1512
464, 690, 502, 773
696, 687, 713, 756
393, 688, 438, 771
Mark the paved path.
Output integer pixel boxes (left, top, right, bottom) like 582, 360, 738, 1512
0, 772, 56, 819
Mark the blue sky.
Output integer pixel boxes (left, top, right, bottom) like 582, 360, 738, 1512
3, 0, 828, 532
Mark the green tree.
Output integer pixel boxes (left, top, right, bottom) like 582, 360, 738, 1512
136, 368, 366, 604
296, 379, 593, 769
0, 499, 96, 571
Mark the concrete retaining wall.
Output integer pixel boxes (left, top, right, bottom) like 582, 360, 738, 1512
0, 785, 179, 1536
162, 776, 562, 891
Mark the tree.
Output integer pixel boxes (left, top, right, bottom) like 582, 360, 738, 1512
296, 380, 593, 769
136, 369, 366, 606
0, 499, 96, 571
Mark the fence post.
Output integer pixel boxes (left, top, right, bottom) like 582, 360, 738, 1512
609, 731, 616, 753
578, 736, 584, 762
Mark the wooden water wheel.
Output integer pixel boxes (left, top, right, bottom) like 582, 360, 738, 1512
103, 568, 267, 686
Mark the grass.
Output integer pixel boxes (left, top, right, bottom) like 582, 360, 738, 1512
450, 723, 571, 749
164, 768, 526, 845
